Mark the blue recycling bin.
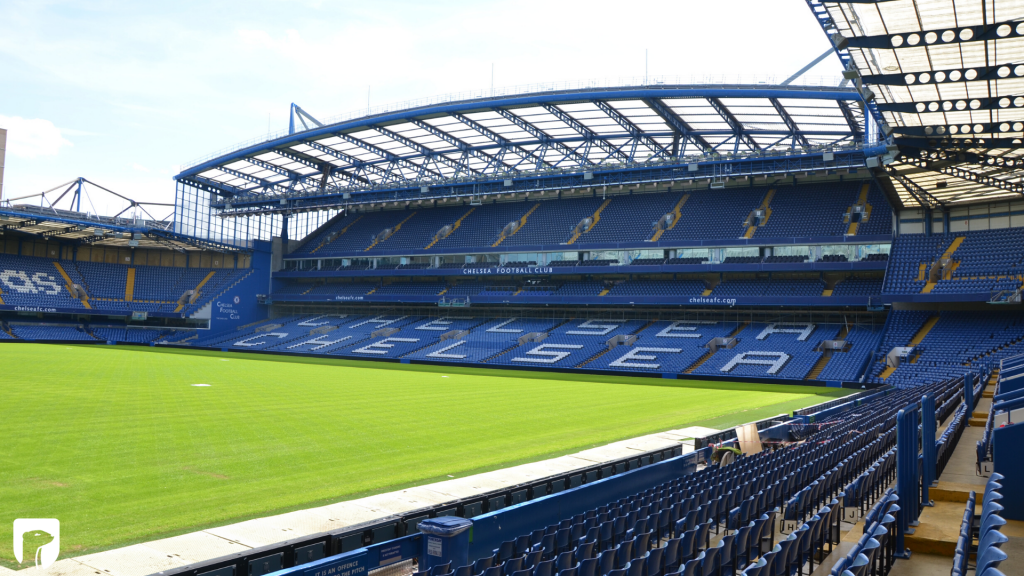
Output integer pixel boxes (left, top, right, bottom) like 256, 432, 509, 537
418, 517, 473, 572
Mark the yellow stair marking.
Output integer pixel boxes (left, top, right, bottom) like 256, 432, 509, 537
0, 294, 4, 305
941, 236, 966, 258
806, 355, 832, 379
194, 271, 217, 291
743, 189, 775, 238
650, 194, 690, 242
916, 262, 928, 281
809, 324, 849, 378
437, 287, 449, 296
821, 288, 834, 296
53, 261, 74, 287
513, 288, 524, 296
685, 321, 748, 374
883, 316, 941, 378
493, 204, 540, 247
846, 183, 872, 236
567, 199, 612, 245
701, 288, 714, 296
909, 316, 941, 346
424, 207, 476, 249
175, 271, 217, 313
53, 262, 90, 308
365, 212, 417, 251
598, 288, 610, 296
365, 287, 378, 295
301, 285, 317, 295
922, 237, 965, 293
125, 268, 135, 302
311, 215, 363, 254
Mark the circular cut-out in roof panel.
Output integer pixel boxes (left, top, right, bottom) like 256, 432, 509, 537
891, 35, 904, 47
942, 30, 956, 42
907, 34, 921, 46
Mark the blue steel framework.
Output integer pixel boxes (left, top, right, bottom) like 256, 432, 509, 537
174, 85, 877, 245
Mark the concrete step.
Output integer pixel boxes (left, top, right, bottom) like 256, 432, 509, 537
904, 501, 965, 556
969, 417, 987, 426
931, 481, 983, 505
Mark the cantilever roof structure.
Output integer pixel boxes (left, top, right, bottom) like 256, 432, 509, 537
809, 0, 1024, 207
174, 84, 865, 205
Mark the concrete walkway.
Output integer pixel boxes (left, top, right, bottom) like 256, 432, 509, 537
897, 382, 1024, 576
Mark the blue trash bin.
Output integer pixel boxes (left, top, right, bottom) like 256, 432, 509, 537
418, 517, 473, 572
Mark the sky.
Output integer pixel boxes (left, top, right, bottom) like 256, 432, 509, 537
0, 0, 843, 219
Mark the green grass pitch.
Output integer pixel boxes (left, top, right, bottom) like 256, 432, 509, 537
0, 343, 853, 565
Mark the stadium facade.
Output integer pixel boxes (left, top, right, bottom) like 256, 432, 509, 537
2, 0, 1024, 575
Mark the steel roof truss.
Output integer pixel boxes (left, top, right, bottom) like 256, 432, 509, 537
844, 19, 1024, 51
216, 166, 285, 195
304, 141, 397, 183
451, 113, 553, 170
706, 98, 761, 151
886, 168, 945, 208
593, 101, 670, 160
372, 124, 479, 177
538, 104, 630, 163
244, 157, 304, 183
492, 109, 593, 166
769, 98, 812, 149
408, 118, 516, 174
902, 157, 1024, 198
334, 133, 442, 180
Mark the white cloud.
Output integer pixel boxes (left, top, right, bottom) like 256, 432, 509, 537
0, 116, 73, 159
132, 163, 150, 172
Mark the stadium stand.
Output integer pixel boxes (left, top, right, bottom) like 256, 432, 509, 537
606, 280, 706, 297
885, 228, 1024, 296
692, 322, 834, 380
0, 254, 247, 315
10, 323, 96, 340
0, 255, 86, 309
165, 312, 903, 383
830, 277, 883, 297
279, 182, 895, 259
867, 310, 1024, 387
